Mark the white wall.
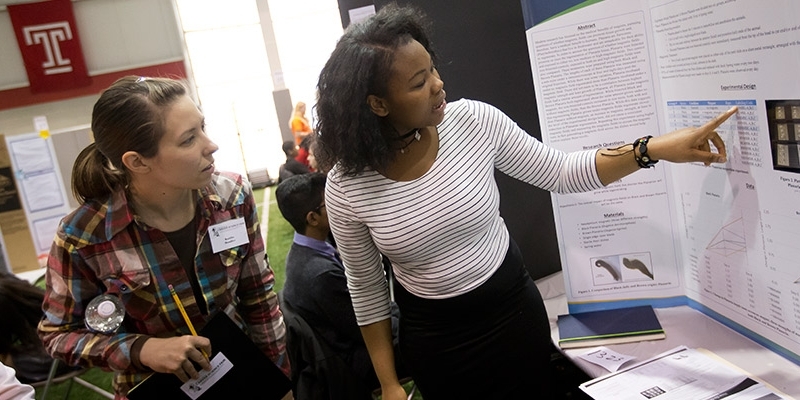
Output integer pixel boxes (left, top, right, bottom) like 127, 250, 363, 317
171, 0, 342, 177
269, 0, 344, 117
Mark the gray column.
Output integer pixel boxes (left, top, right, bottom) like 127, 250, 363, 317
255, 0, 293, 143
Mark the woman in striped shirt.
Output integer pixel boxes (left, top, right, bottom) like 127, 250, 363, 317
314, 5, 736, 399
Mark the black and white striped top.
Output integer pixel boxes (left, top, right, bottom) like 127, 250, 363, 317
325, 99, 603, 326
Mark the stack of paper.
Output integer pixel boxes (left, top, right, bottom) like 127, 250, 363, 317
580, 346, 786, 400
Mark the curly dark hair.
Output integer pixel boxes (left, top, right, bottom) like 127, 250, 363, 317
315, 3, 436, 176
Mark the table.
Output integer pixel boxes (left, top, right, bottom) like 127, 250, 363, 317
535, 271, 800, 398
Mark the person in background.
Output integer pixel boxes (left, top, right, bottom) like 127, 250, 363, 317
276, 173, 404, 398
296, 135, 314, 170
38, 76, 290, 399
289, 101, 313, 147
279, 140, 311, 183
306, 135, 320, 173
290, 102, 314, 167
313, 4, 737, 400
0, 361, 35, 400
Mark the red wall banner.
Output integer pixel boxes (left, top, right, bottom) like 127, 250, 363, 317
7, 0, 92, 93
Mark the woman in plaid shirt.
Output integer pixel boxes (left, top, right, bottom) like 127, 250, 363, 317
37, 76, 290, 399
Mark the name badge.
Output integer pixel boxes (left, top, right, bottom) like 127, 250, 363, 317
180, 352, 234, 399
209, 217, 249, 253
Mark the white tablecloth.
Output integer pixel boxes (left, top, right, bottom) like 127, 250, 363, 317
535, 271, 800, 398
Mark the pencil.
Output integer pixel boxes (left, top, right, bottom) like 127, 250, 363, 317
168, 284, 210, 360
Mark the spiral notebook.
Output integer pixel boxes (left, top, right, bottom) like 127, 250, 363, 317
127, 311, 291, 400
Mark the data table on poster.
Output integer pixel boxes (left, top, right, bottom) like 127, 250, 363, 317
666, 100, 760, 167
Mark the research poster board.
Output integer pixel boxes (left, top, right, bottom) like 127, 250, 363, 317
0, 135, 40, 273
5, 133, 71, 268
522, 0, 800, 364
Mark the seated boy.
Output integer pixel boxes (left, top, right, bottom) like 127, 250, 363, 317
275, 173, 403, 397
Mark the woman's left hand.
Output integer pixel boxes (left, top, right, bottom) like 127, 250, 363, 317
649, 106, 738, 166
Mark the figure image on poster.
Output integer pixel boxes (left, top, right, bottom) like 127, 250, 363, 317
594, 257, 621, 283
622, 257, 653, 280
591, 252, 655, 285
766, 100, 800, 173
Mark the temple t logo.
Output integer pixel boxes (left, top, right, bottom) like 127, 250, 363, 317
23, 21, 74, 75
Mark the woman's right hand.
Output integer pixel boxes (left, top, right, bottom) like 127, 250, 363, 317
379, 383, 408, 400
139, 336, 212, 381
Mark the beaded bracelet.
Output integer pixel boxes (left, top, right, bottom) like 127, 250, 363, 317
633, 136, 658, 168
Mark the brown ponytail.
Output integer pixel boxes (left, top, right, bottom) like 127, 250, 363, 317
72, 143, 126, 204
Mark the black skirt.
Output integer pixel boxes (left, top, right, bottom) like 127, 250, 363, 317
393, 238, 554, 399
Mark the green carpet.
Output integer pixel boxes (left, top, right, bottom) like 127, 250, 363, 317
262, 186, 293, 292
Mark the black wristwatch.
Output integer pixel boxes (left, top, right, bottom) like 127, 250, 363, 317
634, 136, 658, 168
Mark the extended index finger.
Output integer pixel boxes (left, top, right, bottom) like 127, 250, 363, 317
702, 106, 738, 131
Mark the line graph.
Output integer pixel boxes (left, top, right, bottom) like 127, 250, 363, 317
707, 217, 747, 257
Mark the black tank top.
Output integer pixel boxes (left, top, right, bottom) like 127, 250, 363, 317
164, 218, 206, 313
